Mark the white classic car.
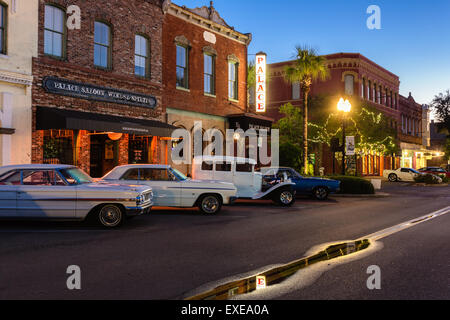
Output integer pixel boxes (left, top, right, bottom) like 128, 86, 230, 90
383, 168, 423, 182
192, 156, 296, 206
101, 165, 237, 214
0, 165, 153, 228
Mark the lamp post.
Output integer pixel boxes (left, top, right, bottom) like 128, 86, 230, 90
337, 98, 351, 175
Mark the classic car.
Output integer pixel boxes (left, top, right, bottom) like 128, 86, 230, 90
260, 167, 341, 200
418, 167, 450, 178
383, 168, 424, 182
0, 164, 153, 228
101, 164, 237, 214
192, 156, 296, 206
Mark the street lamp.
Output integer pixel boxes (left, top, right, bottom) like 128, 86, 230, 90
337, 98, 351, 175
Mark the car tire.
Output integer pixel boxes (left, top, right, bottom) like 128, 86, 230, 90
98, 204, 124, 228
388, 174, 398, 182
313, 187, 329, 200
198, 194, 222, 215
274, 188, 295, 207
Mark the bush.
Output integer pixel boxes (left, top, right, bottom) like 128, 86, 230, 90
327, 176, 375, 194
414, 174, 442, 185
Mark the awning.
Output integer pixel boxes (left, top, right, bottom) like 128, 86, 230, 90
227, 113, 274, 131
36, 106, 177, 137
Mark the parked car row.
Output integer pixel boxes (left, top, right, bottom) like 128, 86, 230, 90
0, 157, 342, 228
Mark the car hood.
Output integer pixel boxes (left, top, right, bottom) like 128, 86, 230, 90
82, 182, 152, 194
301, 177, 340, 183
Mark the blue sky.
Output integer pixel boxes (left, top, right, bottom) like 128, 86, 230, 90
176, 0, 450, 106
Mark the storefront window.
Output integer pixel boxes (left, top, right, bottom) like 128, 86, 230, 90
129, 136, 151, 164
43, 130, 74, 165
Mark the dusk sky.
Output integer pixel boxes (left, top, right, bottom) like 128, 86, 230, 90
177, 0, 450, 107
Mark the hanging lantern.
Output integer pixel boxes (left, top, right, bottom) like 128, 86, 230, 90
108, 132, 123, 141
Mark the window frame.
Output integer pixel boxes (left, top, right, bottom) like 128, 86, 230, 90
0, 2, 6, 55
134, 34, 151, 79
176, 44, 189, 89
204, 53, 216, 95
94, 20, 112, 70
228, 61, 239, 101
43, 4, 67, 59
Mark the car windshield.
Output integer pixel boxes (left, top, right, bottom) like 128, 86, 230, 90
410, 169, 420, 174
170, 168, 188, 181
60, 168, 94, 185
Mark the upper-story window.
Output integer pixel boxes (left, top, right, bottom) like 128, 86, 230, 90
176, 45, 188, 89
292, 81, 301, 100
94, 21, 111, 69
44, 5, 65, 57
204, 53, 215, 95
228, 61, 238, 100
385, 88, 389, 106
135, 35, 149, 78
0, 3, 6, 54
344, 75, 354, 96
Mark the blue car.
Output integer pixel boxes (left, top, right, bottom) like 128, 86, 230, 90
260, 167, 341, 200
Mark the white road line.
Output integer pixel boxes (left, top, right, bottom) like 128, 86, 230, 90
364, 206, 450, 241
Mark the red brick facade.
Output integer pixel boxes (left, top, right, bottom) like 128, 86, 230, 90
162, 3, 249, 118
32, 0, 166, 176
266, 53, 405, 176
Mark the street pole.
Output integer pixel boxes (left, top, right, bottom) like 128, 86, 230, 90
342, 115, 346, 175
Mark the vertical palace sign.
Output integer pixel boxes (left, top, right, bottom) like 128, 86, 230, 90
255, 52, 267, 113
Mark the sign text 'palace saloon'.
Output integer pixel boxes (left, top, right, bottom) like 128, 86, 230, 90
255, 53, 267, 113
43, 77, 157, 109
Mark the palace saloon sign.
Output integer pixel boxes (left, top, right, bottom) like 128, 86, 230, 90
255, 52, 267, 113
43, 77, 157, 109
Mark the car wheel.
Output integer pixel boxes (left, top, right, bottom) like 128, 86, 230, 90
313, 187, 329, 200
274, 188, 295, 207
388, 174, 398, 182
198, 195, 222, 215
98, 204, 124, 228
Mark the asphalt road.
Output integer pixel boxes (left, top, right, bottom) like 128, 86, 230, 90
0, 181, 448, 300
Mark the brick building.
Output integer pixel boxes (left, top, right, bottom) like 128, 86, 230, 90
267, 53, 407, 176
162, 2, 272, 174
32, 0, 175, 177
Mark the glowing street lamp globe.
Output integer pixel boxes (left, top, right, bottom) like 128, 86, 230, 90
337, 98, 351, 113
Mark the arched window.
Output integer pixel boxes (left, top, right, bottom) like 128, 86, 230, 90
135, 35, 150, 77
44, 4, 65, 57
94, 21, 111, 69
344, 74, 354, 96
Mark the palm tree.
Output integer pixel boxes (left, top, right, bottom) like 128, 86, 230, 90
284, 46, 330, 175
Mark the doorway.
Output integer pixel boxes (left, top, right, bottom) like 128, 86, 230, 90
90, 134, 119, 178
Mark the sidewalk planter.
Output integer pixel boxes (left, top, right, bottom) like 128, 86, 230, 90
371, 179, 382, 190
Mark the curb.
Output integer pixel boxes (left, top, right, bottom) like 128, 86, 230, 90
330, 192, 390, 198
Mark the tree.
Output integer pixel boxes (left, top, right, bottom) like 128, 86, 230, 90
431, 90, 450, 159
284, 46, 330, 174
431, 89, 450, 132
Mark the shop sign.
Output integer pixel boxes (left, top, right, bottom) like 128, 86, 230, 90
43, 77, 157, 109
255, 53, 267, 113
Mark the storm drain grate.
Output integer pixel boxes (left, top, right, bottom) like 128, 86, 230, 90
185, 239, 370, 300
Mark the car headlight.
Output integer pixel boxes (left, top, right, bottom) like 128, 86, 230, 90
136, 194, 145, 205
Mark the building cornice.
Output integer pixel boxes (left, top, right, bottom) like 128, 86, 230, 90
167, 4, 251, 46
0, 70, 33, 86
